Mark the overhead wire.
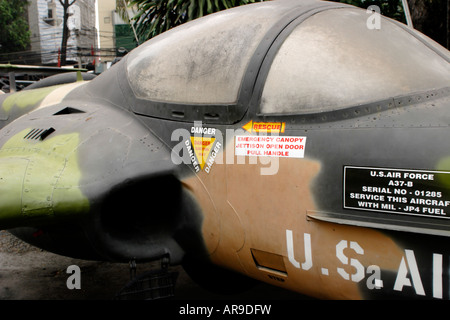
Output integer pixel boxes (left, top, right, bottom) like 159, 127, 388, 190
1, 31, 136, 64
2, 5, 137, 64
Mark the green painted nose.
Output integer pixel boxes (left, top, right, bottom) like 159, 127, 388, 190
0, 129, 89, 229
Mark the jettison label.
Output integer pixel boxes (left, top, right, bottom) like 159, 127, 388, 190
344, 166, 450, 219
235, 136, 306, 158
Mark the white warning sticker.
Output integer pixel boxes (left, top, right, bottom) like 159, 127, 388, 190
235, 135, 306, 158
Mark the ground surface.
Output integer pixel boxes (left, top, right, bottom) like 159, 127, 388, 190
0, 230, 307, 300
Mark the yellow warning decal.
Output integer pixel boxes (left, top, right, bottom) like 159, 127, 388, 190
242, 121, 285, 134
190, 136, 215, 170
184, 123, 222, 174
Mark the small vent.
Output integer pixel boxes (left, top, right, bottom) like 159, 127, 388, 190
171, 111, 185, 119
251, 248, 287, 277
53, 107, 85, 115
24, 127, 55, 140
204, 112, 220, 120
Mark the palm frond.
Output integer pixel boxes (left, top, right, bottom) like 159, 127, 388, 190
126, 0, 266, 42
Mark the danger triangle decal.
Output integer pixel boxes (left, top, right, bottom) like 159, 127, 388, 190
190, 136, 215, 170
184, 123, 222, 174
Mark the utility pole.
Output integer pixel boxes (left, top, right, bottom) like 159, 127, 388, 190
58, 0, 77, 66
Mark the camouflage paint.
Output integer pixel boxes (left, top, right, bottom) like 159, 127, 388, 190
38, 82, 87, 110
183, 137, 405, 299
2, 86, 59, 113
435, 157, 450, 188
0, 129, 89, 228
0, 0, 446, 300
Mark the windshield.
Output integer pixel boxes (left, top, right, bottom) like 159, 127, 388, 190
126, 0, 312, 105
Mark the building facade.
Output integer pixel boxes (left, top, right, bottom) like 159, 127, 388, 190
28, 0, 97, 66
96, 0, 116, 64
96, 0, 137, 70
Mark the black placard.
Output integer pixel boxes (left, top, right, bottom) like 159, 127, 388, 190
343, 166, 450, 219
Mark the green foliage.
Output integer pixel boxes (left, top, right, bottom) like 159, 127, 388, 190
126, 0, 265, 42
0, 0, 30, 53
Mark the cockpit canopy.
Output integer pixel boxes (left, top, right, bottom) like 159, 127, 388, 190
125, 0, 450, 119
126, 0, 293, 105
